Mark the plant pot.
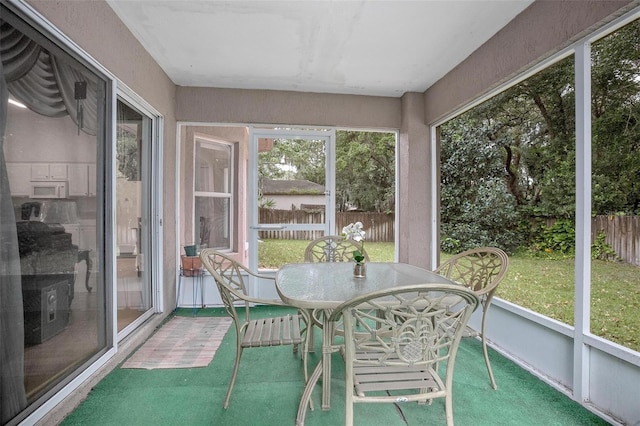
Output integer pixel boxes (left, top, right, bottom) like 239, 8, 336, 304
184, 244, 197, 257
181, 255, 202, 276
353, 262, 366, 278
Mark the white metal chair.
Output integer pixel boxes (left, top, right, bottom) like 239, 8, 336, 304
303, 236, 370, 352
434, 246, 509, 389
329, 283, 479, 426
199, 249, 307, 408
304, 235, 369, 263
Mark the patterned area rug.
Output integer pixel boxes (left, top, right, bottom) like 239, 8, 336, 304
122, 316, 232, 369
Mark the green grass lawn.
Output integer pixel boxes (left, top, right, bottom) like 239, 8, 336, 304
257, 239, 396, 267
258, 239, 640, 352
500, 255, 640, 351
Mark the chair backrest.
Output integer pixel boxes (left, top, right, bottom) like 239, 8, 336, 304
200, 249, 250, 327
434, 247, 509, 301
304, 236, 369, 263
329, 283, 479, 390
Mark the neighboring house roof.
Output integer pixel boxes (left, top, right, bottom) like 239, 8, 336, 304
262, 179, 324, 195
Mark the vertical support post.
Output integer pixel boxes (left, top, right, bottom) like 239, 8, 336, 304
574, 40, 592, 403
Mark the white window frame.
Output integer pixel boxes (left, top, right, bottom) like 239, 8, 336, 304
193, 137, 235, 251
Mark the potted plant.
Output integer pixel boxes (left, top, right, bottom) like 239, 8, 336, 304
342, 221, 367, 277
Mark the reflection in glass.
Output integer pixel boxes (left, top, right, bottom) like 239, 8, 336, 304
1, 10, 106, 423
116, 100, 151, 333
195, 197, 230, 249
194, 139, 233, 251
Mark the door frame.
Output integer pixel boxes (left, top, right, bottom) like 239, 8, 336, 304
248, 127, 336, 272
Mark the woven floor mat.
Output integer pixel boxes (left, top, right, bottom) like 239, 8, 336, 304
121, 316, 232, 369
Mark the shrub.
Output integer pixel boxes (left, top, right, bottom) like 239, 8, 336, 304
530, 220, 617, 261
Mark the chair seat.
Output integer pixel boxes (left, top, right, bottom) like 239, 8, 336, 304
352, 351, 443, 396
242, 314, 303, 348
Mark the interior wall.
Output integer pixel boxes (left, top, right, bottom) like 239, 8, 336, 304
424, 0, 636, 125
4, 107, 96, 162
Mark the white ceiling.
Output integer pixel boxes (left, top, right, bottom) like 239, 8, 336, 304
106, 0, 534, 97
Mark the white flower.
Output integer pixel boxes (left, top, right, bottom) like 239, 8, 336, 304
342, 221, 366, 242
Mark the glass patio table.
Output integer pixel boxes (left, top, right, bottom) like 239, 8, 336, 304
275, 261, 456, 423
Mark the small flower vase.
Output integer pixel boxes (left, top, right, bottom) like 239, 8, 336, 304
353, 262, 366, 278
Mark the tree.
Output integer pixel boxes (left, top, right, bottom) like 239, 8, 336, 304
335, 131, 395, 212
257, 132, 396, 213
440, 118, 521, 253
258, 138, 326, 184
439, 18, 640, 253
591, 20, 640, 214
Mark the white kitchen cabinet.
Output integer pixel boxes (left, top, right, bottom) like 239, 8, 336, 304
68, 164, 87, 196
6, 163, 31, 196
67, 164, 87, 196
31, 163, 68, 181
68, 164, 97, 196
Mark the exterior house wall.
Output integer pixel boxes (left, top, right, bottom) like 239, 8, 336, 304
398, 92, 431, 267
180, 125, 249, 263
267, 194, 325, 210
176, 87, 401, 129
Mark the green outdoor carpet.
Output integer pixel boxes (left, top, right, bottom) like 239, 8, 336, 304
62, 306, 611, 426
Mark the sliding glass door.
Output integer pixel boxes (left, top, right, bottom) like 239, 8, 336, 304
115, 98, 154, 336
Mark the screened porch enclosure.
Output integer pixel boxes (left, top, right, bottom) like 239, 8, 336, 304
2, 1, 640, 425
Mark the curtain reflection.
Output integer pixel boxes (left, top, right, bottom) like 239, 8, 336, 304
1, 13, 105, 424
0, 48, 27, 426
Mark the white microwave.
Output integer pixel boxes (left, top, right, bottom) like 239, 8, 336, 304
30, 181, 68, 198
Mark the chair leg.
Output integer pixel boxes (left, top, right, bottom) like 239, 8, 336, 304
294, 309, 311, 383
344, 363, 354, 426
308, 320, 316, 353
445, 395, 454, 426
223, 343, 244, 408
480, 307, 497, 390
299, 309, 316, 354
297, 358, 323, 426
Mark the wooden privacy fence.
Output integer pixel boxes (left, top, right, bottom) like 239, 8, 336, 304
258, 209, 395, 242
258, 210, 639, 266
592, 215, 640, 266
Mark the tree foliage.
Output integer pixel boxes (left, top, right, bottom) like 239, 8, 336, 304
258, 131, 396, 213
335, 131, 395, 212
116, 128, 139, 181
440, 18, 640, 253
